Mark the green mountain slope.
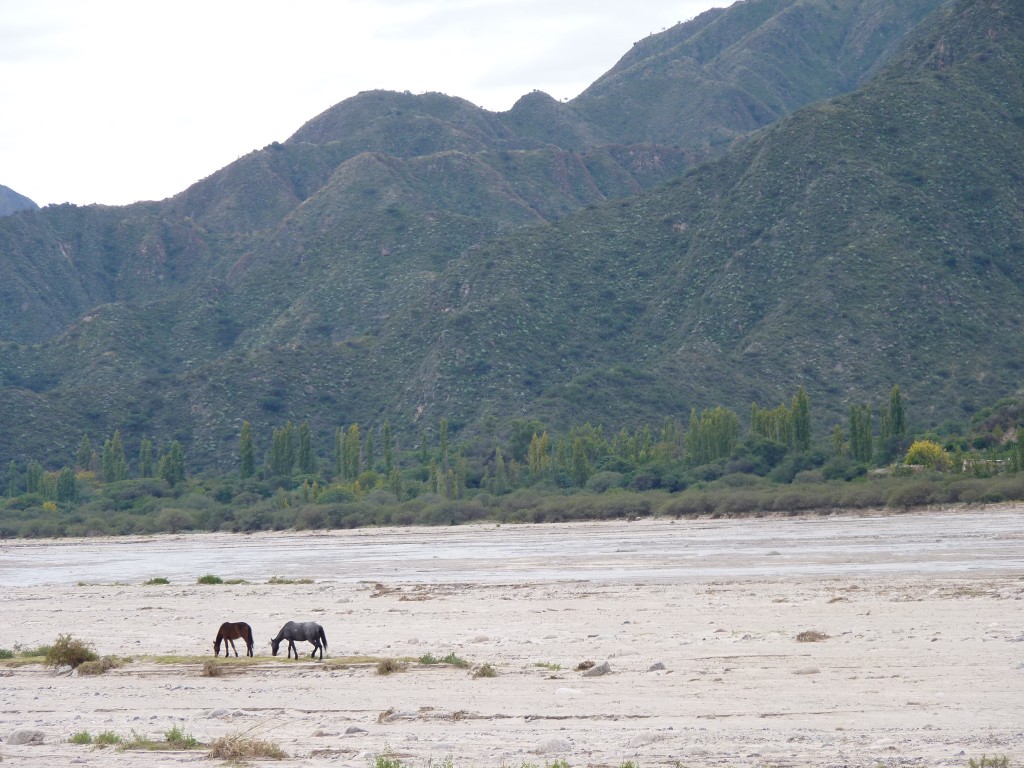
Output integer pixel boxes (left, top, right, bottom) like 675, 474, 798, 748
0, 0, 986, 472
374, 0, 1023, 436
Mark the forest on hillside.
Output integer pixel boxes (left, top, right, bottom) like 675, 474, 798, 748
5, 385, 1024, 538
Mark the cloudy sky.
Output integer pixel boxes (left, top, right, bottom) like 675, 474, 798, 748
1, 1, 726, 207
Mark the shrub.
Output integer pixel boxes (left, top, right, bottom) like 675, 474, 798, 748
196, 574, 223, 584
94, 731, 122, 746
143, 577, 169, 585
904, 440, 952, 471
472, 663, 497, 678
207, 730, 287, 760
441, 652, 470, 668
0, 648, 14, 659
77, 656, 120, 675
796, 630, 829, 642
69, 731, 92, 744
201, 660, 222, 677
376, 658, 407, 675
46, 634, 98, 668
164, 725, 200, 749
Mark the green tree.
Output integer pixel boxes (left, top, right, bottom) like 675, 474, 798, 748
102, 430, 129, 483
26, 460, 44, 494
270, 421, 295, 478
365, 428, 375, 473
298, 420, 316, 475
138, 438, 154, 478
56, 467, 79, 503
158, 441, 186, 485
382, 420, 394, 476
849, 404, 873, 463
792, 386, 812, 452
239, 421, 255, 479
343, 423, 361, 480
6, 460, 16, 497
76, 435, 93, 471
685, 406, 740, 465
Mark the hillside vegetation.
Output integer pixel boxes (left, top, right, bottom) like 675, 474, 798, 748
6, 0, 1023, 485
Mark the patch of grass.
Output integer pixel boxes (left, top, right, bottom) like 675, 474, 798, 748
118, 726, 201, 751
440, 652, 469, 668
418, 652, 441, 664
472, 662, 497, 678
969, 757, 1009, 768
268, 575, 314, 584
77, 656, 123, 675
165, 725, 200, 749
374, 750, 406, 768
197, 574, 223, 584
0, 648, 14, 659
207, 729, 287, 760
46, 634, 98, 668
534, 661, 561, 671
201, 660, 223, 677
143, 577, 170, 585
796, 630, 830, 642
69, 730, 93, 744
18, 643, 52, 658
94, 731, 123, 746
376, 658, 408, 675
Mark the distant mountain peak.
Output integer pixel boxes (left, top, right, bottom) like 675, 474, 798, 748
0, 184, 38, 215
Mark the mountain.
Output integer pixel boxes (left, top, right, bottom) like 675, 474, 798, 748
0, 185, 37, 216
5, 0, 1009, 474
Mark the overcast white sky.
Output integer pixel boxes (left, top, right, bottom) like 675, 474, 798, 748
1, 1, 726, 207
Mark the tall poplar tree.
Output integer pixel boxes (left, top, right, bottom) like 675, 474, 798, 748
298, 420, 316, 475
138, 438, 154, 478
239, 421, 255, 479
382, 421, 393, 476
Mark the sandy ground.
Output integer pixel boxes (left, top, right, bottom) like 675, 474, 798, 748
0, 514, 1022, 767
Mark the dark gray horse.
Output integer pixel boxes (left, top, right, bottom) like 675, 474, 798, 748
270, 621, 328, 660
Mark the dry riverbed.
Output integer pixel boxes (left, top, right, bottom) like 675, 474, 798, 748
0, 512, 1022, 767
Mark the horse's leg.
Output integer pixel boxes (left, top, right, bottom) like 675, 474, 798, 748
229, 638, 238, 657
288, 640, 297, 659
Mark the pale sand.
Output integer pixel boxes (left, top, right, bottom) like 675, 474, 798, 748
0, 515, 1022, 767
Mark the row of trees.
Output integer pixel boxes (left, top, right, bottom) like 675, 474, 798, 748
3, 384, 919, 505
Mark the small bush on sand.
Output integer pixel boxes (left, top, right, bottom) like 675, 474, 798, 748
796, 630, 830, 642
46, 634, 98, 668
77, 656, 121, 675
376, 658, 408, 675
268, 575, 314, 584
472, 663, 497, 678
94, 731, 123, 746
69, 730, 93, 744
440, 652, 469, 668
165, 725, 200, 749
0, 648, 14, 659
144, 577, 170, 585
201, 660, 223, 677
374, 750, 406, 768
207, 729, 287, 760
969, 757, 1009, 768
418, 652, 440, 664
197, 574, 223, 584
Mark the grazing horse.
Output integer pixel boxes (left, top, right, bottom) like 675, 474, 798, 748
213, 621, 255, 657
270, 621, 328, 660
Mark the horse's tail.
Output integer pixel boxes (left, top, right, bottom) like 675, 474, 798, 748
244, 623, 254, 644
320, 626, 328, 653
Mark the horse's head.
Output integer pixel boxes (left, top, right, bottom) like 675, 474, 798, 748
270, 637, 280, 656
213, 638, 220, 654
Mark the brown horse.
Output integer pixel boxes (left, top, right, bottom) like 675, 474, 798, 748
214, 621, 254, 657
